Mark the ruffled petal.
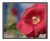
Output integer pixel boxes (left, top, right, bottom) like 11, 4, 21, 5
34, 17, 46, 34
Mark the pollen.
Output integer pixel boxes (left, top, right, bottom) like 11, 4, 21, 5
32, 16, 40, 24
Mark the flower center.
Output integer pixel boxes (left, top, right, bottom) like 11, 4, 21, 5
32, 16, 40, 24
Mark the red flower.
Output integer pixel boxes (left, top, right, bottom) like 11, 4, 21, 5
16, 3, 47, 37
12, 8, 18, 16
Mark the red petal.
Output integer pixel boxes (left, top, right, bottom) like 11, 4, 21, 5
32, 3, 47, 17
34, 17, 46, 34
20, 20, 33, 34
26, 31, 39, 37
26, 31, 34, 37
16, 22, 22, 30
33, 32, 39, 37
40, 26, 46, 34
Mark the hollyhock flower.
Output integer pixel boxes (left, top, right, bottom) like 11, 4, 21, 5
12, 8, 18, 16
16, 3, 47, 37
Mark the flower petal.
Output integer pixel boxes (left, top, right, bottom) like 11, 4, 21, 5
34, 17, 46, 34
20, 20, 33, 34
26, 31, 39, 37
26, 31, 34, 37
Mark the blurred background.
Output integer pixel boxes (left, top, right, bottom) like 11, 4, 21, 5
3, 3, 46, 38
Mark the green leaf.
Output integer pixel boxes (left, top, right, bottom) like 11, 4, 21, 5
19, 33, 26, 38
6, 23, 27, 38
6, 23, 20, 33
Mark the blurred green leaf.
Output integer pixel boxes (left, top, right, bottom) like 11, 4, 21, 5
6, 23, 20, 33
19, 33, 26, 38
6, 23, 27, 38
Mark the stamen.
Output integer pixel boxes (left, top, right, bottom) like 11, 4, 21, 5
32, 16, 40, 24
